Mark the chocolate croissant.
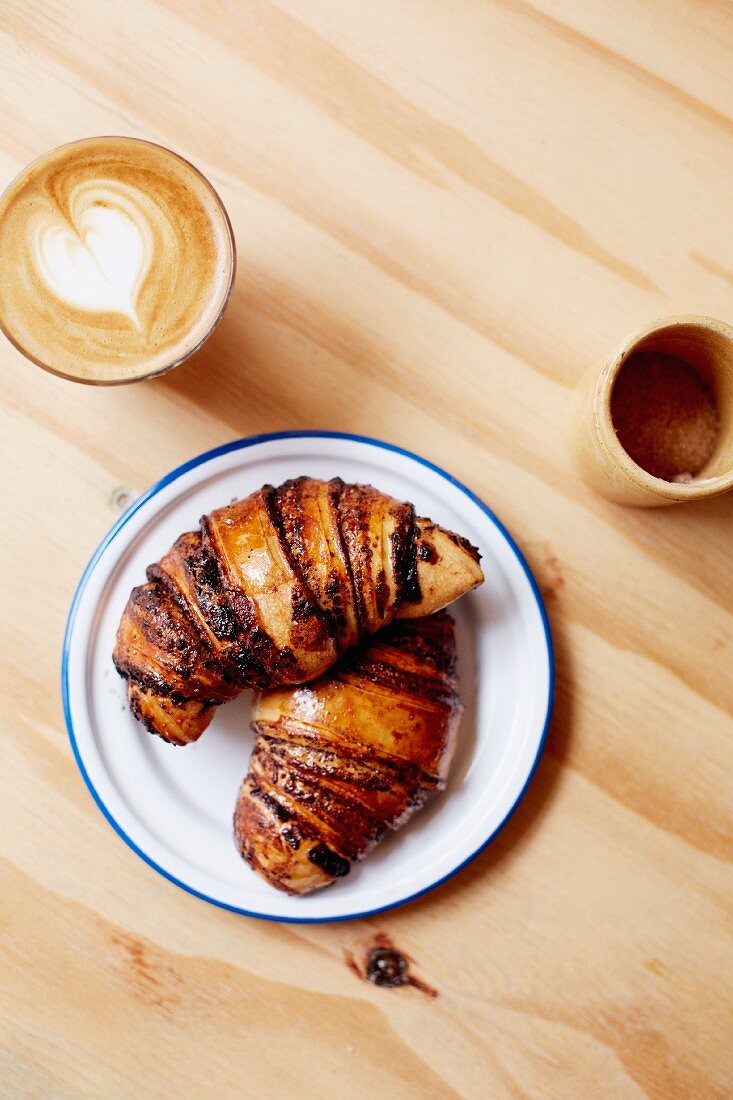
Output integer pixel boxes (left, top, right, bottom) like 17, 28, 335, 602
114, 477, 482, 746
235, 612, 462, 894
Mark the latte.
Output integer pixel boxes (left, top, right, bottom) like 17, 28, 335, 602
0, 137, 235, 383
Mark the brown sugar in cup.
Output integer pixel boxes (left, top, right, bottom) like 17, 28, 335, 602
611, 352, 719, 483
569, 316, 733, 506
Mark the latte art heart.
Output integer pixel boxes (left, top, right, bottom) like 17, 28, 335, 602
33, 183, 153, 329
0, 137, 234, 382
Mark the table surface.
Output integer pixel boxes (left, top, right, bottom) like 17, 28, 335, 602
1, 2, 732, 1097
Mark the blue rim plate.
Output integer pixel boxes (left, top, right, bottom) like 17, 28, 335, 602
62, 431, 553, 923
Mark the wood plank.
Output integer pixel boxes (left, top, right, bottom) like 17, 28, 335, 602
0, 2, 731, 1096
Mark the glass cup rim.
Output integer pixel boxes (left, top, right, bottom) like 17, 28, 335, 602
0, 134, 237, 386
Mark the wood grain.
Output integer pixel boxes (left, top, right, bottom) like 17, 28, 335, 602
1, 2, 732, 1096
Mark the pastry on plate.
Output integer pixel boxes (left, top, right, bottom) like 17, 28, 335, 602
235, 612, 462, 894
114, 476, 482, 745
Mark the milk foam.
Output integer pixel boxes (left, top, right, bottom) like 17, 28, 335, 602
0, 137, 235, 382
33, 182, 152, 329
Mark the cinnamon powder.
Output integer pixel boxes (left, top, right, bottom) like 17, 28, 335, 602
610, 352, 719, 482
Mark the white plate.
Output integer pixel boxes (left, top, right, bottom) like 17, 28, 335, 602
62, 431, 553, 922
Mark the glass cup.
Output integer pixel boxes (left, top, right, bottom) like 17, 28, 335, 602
0, 136, 236, 385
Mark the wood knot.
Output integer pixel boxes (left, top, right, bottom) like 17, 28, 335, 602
345, 932, 437, 997
109, 486, 135, 513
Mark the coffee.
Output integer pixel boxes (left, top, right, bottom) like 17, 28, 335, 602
0, 137, 235, 383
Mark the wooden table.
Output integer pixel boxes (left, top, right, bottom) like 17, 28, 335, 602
1, 3, 732, 1096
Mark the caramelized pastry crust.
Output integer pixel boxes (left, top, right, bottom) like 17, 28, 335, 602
235, 612, 462, 894
114, 477, 482, 745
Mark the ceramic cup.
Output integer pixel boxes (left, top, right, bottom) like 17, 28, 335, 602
569, 315, 733, 506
